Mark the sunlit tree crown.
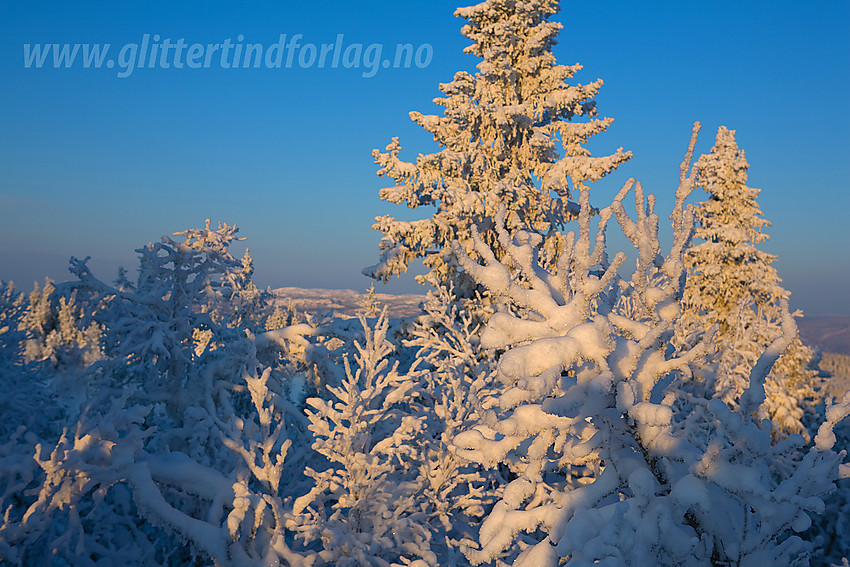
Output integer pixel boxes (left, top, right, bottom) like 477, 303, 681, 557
679, 126, 818, 437
365, 0, 631, 290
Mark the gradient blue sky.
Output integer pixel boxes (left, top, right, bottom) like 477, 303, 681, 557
1, 1, 848, 315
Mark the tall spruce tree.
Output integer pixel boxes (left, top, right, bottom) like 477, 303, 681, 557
364, 0, 631, 292
680, 126, 818, 438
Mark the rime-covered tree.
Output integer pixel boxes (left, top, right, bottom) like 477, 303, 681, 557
678, 126, 818, 438
20, 279, 103, 371
365, 0, 630, 292
0, 282, 26, 369
358, 283, 383, 318
0, 281, 61, 439
62, 220, 268, 418
680, 126, 777, 343
450, 126, 849, 566
205, 248, 273, 331
293, 312, 435, 566
0, 223, 315, 566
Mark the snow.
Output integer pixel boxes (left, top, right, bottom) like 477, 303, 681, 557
1, 1, 848, 565
1, 196, 849, 565
271, 286, 426, 319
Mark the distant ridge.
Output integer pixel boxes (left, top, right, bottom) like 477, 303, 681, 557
271, 286, 426, 319
797, 315, 850, 356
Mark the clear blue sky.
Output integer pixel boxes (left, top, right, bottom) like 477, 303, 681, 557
1, 1, 848, 315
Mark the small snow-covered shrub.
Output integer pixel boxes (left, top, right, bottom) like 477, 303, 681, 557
0, 391, 180, 566
405, 285, 506, 561
293, 312, 435, 566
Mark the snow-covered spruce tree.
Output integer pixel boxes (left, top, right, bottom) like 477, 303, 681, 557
405, 285, 504, 558
0, 281, 27, 372
451, 125, 849, 566
678, 126, 818, 439
0, 281, 26, 353
293, 312, 435, 566
358, 283, 383, 318
206, 248, 275, 332
19, 279, 103, 371
0, 281, 61, 439
365, 0, 630, 294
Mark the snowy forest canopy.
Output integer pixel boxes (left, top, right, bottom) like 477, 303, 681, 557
2, 1, 849, 566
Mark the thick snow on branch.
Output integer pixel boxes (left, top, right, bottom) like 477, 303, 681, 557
450, 125, 848, 566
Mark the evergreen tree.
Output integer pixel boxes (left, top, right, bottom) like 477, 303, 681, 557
293, 313, 434, 566
207, 248, 273, 331
450, 126, 846, 566
358, 283, 383, 318
64, 220, 263, 418
0, 281, 26, 363
679, 126, 818, 437
20, 279, 103, 371
364, 0, 630, 293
